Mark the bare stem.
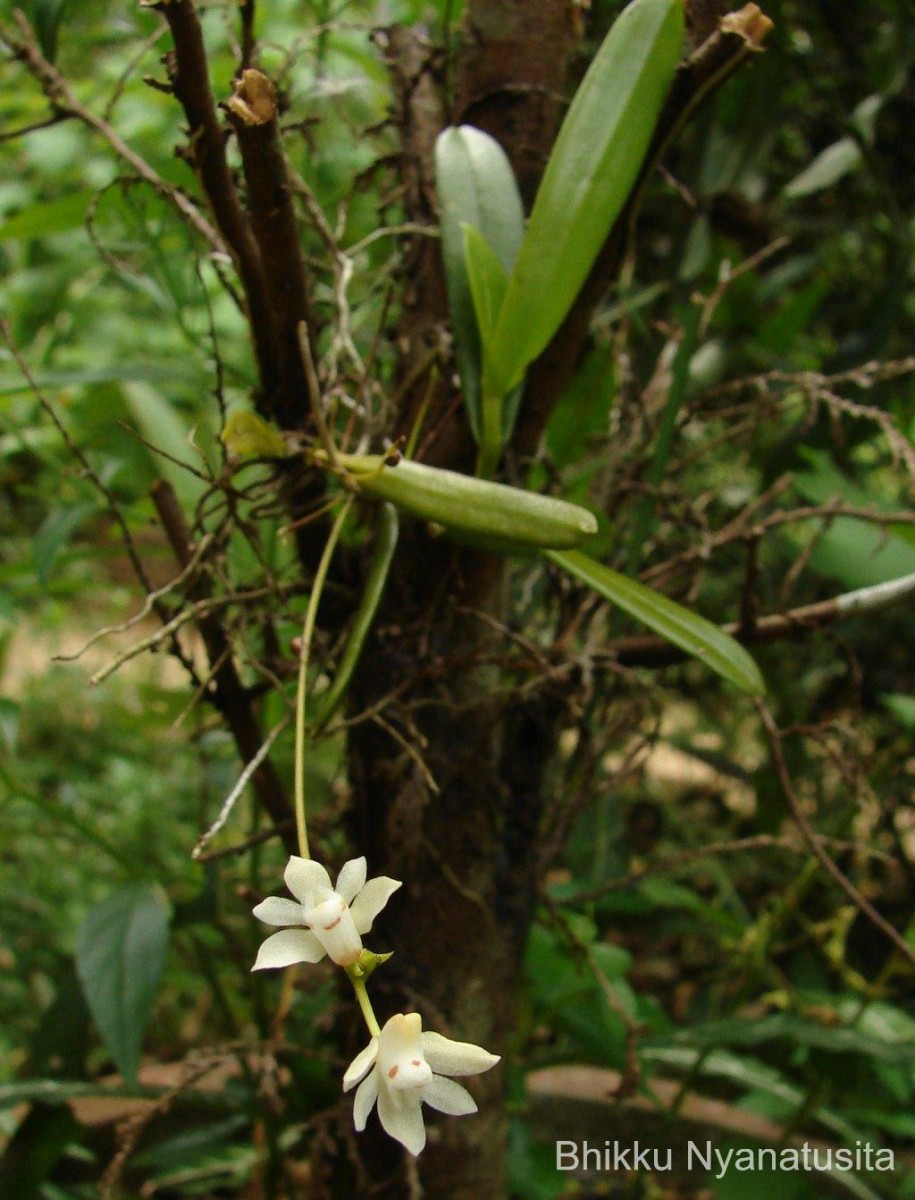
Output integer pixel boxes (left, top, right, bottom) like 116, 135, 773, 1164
757, 701, 915, 971
294, 496, 354, 858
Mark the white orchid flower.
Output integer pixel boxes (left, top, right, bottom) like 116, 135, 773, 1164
252, 856, 401, 969
343, 1012, 500, 1155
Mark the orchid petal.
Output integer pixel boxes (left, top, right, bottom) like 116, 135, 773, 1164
335, 856, 367, 904
350, 877, 402, 935
344, 1038, 379, 1091
421, 1031, 500, 1076
353, 1070, 379, 1131
251, 928, 325, 970
423, 1075, 478, 1116
252, 897, 304, 927
284, 856, 331, 903
377, 1079, 426, 1155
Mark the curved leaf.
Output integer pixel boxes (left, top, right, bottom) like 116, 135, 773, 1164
546, 548, 765, 695
434, 125, 525, 440
486, 0, 684, 397
463, 223, 508, 347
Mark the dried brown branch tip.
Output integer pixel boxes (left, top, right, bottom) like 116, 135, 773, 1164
720, 4, 774, 49
227, 70, 277, 126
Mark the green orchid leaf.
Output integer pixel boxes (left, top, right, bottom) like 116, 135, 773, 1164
434, 125, 525, 441
485, 0, 684, 398
463, 223, 509, 347
463, 224, 515, 473
546, 548, 765, 695
75, 883, 172, 1086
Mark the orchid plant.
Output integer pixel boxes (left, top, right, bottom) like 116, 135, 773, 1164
251, 501, 499, 1156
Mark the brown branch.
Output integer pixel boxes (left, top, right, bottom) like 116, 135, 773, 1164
151, 479, 295, 852
0, 110, 70, 142
641, 500, 915, 588
147, 0, 286, 413
227, 69, 313, 428
757, 702, 915, 971
706, 361, 915, 478
194, 819, 295, 863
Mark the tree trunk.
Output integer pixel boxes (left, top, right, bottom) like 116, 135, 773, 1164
345, 536, 569, 1198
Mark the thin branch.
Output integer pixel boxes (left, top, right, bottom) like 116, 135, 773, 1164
192, 718, 289, 859
345, 222, 438, 257
87, 588, 283, 687
53, 534, 215, 663
151, 479, 295, 851
757, 701, 915, 970
288, 170, 368, 386
640, 498, 915, 588
706, 358, 915, 476
298, 319, 336, 467
193, 819, 295, 863
0, 110, 70, 142
102, 19, 170, 123
373, 714, 440, 796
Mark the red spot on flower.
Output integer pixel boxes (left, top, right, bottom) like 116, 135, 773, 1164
388, 1065, 399, 1079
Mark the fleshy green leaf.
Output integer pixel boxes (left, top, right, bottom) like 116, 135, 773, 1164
546, 548, 765, 695
75, 883, 171, 1086
485, 0, 684, 397
434, 125, 525, 441
463, 224, 513, 472
463, 224, 508, 347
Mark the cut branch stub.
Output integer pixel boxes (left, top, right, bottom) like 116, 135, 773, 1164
226, 68, 277, 126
